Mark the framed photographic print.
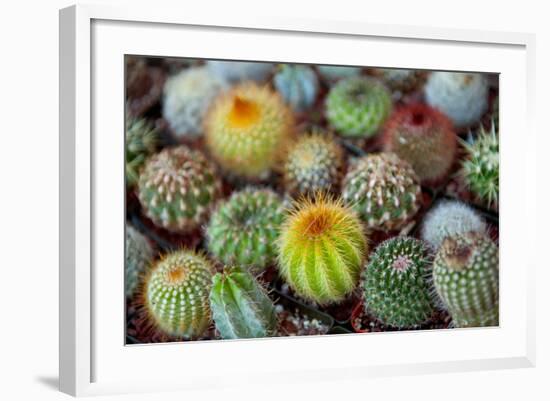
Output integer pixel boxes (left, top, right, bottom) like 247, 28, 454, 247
59, 4, 536, 397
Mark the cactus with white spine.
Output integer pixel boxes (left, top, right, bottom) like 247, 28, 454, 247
125, 224, 154, 297
273, 64, 319, 112
207, 60, 274, 83
126, 116, 158, 188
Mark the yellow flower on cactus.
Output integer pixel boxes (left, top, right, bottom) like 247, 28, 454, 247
204, 82, 295, 179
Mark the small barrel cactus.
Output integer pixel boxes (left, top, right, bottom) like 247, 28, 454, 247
374, 68, 427, 94
125, 224, 154, 297
342, 153, 422, 231
433, 232, 499, 328
206, 188, 285, 270
144, 250, 215, 338
273, 64, 319, 112
461, 123, 499, 209
421, 200, 486, 250
424, 72, 489, 128
325, 76, 392, 138
362, 237, 435, 328
204, 82, 294, 179
162, 66, 227, 139
382, 103, 457, 185
125, 116, 158, 188
137, 145, 221, 233
277, 193, 367, 305
210, 266, 278, 339
282, 132, 345, 197
207, 60, 274, 83
317, 65, 362, 82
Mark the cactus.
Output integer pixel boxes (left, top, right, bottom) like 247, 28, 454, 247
325, 76, 392, 138
144, 250, 215, 338
277, 193, 367, 305
362, 237, 435, 328
433, 232, 499, 328
461, 123, 499, 209
125, 116, 158, 187
421, 200, 486, 250
424, 72, 489, 128
207, 60, 274, 83
342, 153, 422, 231
137, 145, 221, 233
382, 103, 457, 185
282, 132, 345, 197
204, 82, 294, 179
273, 64, 319, 112
206, 188, 285, 270
374, 68, 427, 94
210, 266, 278, 339
125, 224, 154, 297
162, 66, 228, 139
317, 65, 362, 82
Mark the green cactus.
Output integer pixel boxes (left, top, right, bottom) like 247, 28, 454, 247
206, 188, 285, 271
125, 224, 154, 297
362, 237, 435, 328
342, 153, 422, 232
277, 193, 367, 305
144, 250, 215, 338
433, 232, 499, 328
210, 266, 278, 339
137, 145, 221, 233
325, 76, 391, 138
125, 116, 158, 187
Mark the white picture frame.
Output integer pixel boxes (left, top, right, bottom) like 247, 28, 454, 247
59, 3, 536, 397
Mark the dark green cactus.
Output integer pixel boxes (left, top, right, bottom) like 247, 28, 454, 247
125, 116, 158, 187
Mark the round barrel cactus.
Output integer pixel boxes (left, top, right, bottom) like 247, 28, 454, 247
206, 188, 285, 270
210, 266, 278, 339
433, 232, 499, 328
125, 224, 154, 297
144, 250, 215, 338
137, 145, 221, 233
204, 82, 294, 179
207, 60, 274, 83
325, 76, 392, 138
273, 64, 319, 112
317, 65, 362, 82
342, 153, 422, 232
125, 116, 158, 188
362, 237, 435, 328
277, 193, 367, 305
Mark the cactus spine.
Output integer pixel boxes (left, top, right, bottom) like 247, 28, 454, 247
126, 116, 158, 187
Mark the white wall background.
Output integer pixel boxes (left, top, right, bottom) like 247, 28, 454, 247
0, 0, 547, 399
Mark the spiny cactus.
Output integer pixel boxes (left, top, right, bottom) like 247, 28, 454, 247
282, 132, 344, 197
137, 145, 221, 233
461, 123, 499, 209
317, 65, 362, 82
342, 153, 422, 232
362, 237, 435, 328
207, 60, 274, 83
325, 76, 392, 138
126, 116, 158, 187
273, 64, 319, 112
382, 103, 457, 185
125, 224, 154, 297
206, 188, 285, 270
210, 266, 278, 339
277, 193, 367, 305
424, 72, 489, 128
204, 82, 294, 179
433, 232, 499, 328
144, 250, 215, 338
162, 66, 227, 139
374, 68, 427, 95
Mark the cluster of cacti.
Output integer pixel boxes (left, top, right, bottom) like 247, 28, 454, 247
207, 60, 274, 83
162, 66, 228, 139
277, 193, 367, 305
325, 76, 392, 138
204, 82, 294, 179
461, 123, 499, 209
282, 132, 344, 196
421, 200, 486, 250
382, 103, 457, 184
374, 68, 427, 94
317, 65, 362, 82
362, 237, 435, 328
433, 232, 499, 327
137, 145, 221, 233
273, 64, 319, 112
125, 116, 158, 187
206, 188, 285, 270
125, 225, 154, 297
342, 153, 422, 231
144, 250, 215, 338
210, 266, 278, 339
424, 72, 489, 128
